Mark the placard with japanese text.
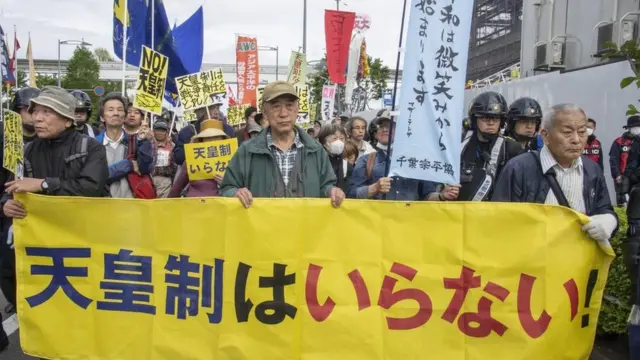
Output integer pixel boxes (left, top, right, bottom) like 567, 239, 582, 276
134, 46, 169, 115
15, 196, 612, 360
184, 138, 238, 180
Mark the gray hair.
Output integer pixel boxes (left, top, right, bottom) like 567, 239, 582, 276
541, 103, 587, 130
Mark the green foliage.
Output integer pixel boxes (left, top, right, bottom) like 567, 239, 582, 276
602, 40, 640, 116
16, 69, 27, 88
94, 47, 115, 62
598, 207, 632, 335
62, 47, 100, 90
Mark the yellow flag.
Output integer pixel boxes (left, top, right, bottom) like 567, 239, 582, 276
27, 33, 36, 88
15, 195, 613, 360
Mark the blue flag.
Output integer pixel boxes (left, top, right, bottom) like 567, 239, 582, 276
173, 6, 204, 74
0, 25, 15, 85
112, 0, 149, 68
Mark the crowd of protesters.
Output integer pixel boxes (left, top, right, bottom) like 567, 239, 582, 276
0, 81, 636, 355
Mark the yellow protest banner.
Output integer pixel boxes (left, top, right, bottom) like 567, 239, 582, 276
227, 104, 249, 126
15, 196, 612, 360
184, 138, 238, 180
309, 103, 317, 121
296, 85, 310, 123
2, 110, 23, 179
287, 51, 307, 88
176, 69, 228, 111
134, 46, 168, 115
256, 86, 265, 112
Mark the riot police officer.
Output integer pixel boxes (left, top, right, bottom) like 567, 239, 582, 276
11, 87, 40, 143
505, 97, 542, 152
458, 92, 521, 201
70, 90, 98, 138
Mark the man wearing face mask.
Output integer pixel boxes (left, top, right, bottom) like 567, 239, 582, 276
610, 116, 640, 207
458, 92, 521, 201
583, 118, 603, 170
11, 87, 40, 144
505, 97, 542, 152
70, 90, 98, 138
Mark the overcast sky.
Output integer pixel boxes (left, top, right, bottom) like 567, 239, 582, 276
0, 0, 405, 69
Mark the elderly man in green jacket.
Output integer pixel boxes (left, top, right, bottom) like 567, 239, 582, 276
220, 81, 345, 208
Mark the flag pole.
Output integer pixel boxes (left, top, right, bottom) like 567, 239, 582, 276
151, 0, 155, 50
383, 0, 408, 177
121, 0, 128, 96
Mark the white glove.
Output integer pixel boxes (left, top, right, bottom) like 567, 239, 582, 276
6, 225, 13, 250
582, 214, 617, 250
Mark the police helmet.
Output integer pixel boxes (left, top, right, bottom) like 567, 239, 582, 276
70, 90, 93, 118
506, 97, 542, 135
12, 87, 41, 112
468, 91, 508, 130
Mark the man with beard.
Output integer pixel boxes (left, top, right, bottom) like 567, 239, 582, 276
70, 90, 98, 138
584, 118, 604, 170
505, 97, 542, 152
458, 91, 521, 201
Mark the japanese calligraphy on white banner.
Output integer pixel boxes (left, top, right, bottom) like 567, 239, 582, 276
321, 85, 337, 122
389, 0, 474, 184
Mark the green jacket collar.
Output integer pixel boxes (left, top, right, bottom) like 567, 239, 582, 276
246, 126, 322, 155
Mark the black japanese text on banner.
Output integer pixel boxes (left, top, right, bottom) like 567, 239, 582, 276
134, 46, 169, 115
389, 1, 474, 184
321, 85, 337, 122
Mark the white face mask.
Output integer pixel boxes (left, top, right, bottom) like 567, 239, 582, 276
329, 140, 345, 155
586, 128, 594, 136
631, 127, 640, 136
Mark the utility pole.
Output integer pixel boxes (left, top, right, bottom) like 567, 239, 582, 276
335, 0, 340, 10
302, 0, 307, 54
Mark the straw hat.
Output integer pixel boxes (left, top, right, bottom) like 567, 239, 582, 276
193, 120, 229, 140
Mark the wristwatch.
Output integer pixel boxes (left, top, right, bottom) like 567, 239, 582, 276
41, 180, 49, 193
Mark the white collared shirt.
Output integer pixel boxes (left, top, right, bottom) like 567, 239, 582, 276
103, 130, 125, 150
357, 140, 376, 158
540, 146, 586, 214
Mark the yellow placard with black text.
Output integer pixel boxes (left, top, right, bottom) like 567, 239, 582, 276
14, 196, 613, 360
176, 69, 227, 111
2, 110, 23, 179
227, 104, 250, 126
134, 46, 168, 115
296, 85, 310, 123
184, 138, 238, 180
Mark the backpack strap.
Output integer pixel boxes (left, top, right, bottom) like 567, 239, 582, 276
64, 137, 89, 163
23, 141, 34, 178
530, 151, 571, 208
365, 152, 377, 181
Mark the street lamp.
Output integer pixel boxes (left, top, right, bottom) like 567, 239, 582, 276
258, 46, 279, 80
57, 39, 93, 87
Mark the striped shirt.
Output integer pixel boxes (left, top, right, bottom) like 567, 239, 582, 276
540, 146, 586, 214
267, 129, 304, 186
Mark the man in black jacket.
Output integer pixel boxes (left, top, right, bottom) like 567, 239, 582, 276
2, 86, 108, 216
493, 103, 617, 239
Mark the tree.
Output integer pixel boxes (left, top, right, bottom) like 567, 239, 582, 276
62, 47, 105, 125
35, 74, 57, 87
603, 40, 640, 115
94, 47, 115, 62
309, 55, 391, 117
16, 69, 27, 88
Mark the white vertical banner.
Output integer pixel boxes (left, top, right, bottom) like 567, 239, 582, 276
321, 85, 337, 122
389, 0, 474, 184
344, 34, 364, 105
